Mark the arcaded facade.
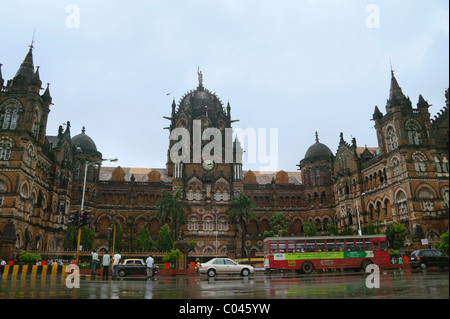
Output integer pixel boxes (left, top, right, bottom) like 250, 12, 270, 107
0, 46, 448, 260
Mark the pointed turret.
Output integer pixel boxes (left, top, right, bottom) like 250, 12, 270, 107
14, 46, 35, 81
372, 105, 382, 120
386, 70, 411, 111
417, 94, 430, 109
41, 83, 52, 104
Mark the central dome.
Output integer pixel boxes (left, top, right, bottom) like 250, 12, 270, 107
179, 87, 223, 112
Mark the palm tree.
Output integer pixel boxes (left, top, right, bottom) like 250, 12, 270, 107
227, 192, 256, 258
157, 189, 192, 241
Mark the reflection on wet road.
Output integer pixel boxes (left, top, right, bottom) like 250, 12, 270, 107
0, 269, 448, 299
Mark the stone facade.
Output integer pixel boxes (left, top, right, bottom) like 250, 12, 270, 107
0, 46, 448, 261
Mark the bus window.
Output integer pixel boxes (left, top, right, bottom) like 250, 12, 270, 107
296, 240, 305, 252
366, 238, 372, 250
346, 240, 355, 251
288, 240, 295, 253
336, 240, 345, 251
279, 242, 286, 253
264, 241, 268, 254
270, 242, 278, 253
380, 241, 388, 251
355, 240, 364, 251
373, 241, 380, 251
306, 240, 315, 252
316, 240, 325, 252
326, 239, 335, 251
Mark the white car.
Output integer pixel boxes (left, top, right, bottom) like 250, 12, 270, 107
199, 258, 255, 277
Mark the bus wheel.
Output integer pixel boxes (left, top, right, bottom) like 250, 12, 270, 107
301, 262, 314, 274
361, 260, 372, 271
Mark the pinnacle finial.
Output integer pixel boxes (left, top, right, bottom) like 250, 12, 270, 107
82, 126, 86, 134
389, 57, 394, 77
315, 131, 319, 142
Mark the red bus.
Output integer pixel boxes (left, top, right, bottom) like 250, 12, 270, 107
264, 235, 390, 273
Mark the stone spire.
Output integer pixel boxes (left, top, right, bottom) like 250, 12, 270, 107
14, 44, 35, 81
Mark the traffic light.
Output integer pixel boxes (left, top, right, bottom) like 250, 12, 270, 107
80, 210, 93, 227
68, 210, 80, 227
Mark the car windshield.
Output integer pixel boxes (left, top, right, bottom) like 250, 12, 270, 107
411, 251, 419, 257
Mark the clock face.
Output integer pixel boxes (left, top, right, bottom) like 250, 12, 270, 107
202, 159, 214, 171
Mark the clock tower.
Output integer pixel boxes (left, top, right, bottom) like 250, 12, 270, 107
164, 70, 243, 255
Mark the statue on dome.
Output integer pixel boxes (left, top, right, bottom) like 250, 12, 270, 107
197, 67, 203, 87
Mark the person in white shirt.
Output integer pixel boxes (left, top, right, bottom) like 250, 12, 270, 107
112, 251, 121, 279
102, 251, 110, 280
91, 250, 99, 275
145, 254, 155, 279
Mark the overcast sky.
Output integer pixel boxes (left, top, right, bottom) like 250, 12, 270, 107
1, 0, 448, 172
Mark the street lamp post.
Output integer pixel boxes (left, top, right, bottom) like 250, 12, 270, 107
355, 193, 366, 237
75, 149, 117, 264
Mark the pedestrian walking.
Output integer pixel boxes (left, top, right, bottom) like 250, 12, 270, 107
91, 250, 99, 275
102, 250, 110, 280
112, 251, 121, 279
145, 254, 155, 279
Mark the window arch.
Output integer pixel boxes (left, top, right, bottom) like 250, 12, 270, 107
417, 187, 434, 212
396, 190, 408, 216
188, 216, 199, 231
405, 119, 422, 145
412, 151, 427, 173
0, 142, 12, 160
385, 125, 398, 151
0, 99, 22, 130
203, 216, 214, 231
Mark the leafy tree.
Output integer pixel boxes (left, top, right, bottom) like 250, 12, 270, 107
303, 221, 317, 237
269, 212, 289, 237
63, 225, 77, 251
188, 241, 196, 253
136, 227, 154, 252
157, 224, 173, 252
19, 251, 42, 264
227, 192, 256, 258
162, 249, 182, 268
157, 189, 192, 241
80, 225, 95, 251
434, 231, 449, 254
365, 221, 381, 235
384, 223, 406, 250
339, 224, 354, 236
263, 230, 276, 238
325, 222, 339, 236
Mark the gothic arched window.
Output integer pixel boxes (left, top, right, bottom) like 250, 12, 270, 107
386, 125, 398, 151
412, 151, 427, 173
405, 119, 422, 145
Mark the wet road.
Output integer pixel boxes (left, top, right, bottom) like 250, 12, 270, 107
0, 268, 448, 299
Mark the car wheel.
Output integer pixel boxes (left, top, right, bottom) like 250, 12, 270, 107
207, 269, 216, 277
420, 263, 427, 270
301, 261, 314, 274
118, 270, 127, 277
241, 268, 250, 277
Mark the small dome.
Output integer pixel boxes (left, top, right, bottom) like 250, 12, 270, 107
72, 127, 97, 152
304, 132, 333, 161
